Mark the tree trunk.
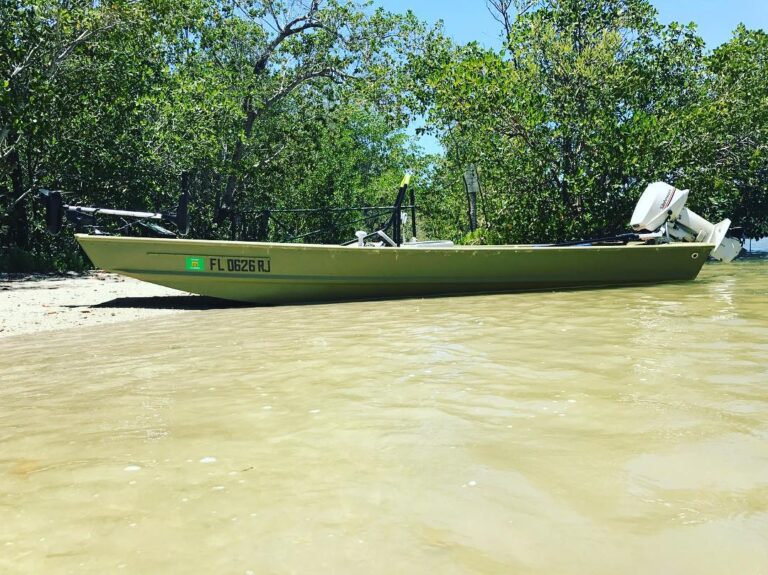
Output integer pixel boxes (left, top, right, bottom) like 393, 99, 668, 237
213, 2, 324, 225
215, 99, 257, 224
5, 143, 30, 251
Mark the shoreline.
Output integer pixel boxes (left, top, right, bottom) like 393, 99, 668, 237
0, 272, 223, 339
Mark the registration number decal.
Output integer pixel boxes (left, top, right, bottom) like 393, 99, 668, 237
185, 256, 271, 273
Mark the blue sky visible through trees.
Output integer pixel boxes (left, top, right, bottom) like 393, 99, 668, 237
378, 1, 768, 247
380, 1, 768, 49
382, 1, 768, 156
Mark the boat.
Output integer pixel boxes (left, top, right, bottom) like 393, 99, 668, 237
40, 178, 741, 304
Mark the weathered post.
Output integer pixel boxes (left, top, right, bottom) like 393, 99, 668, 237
463, 165, 479, 232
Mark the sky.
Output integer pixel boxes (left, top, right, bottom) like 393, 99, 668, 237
378, 0, 768, 49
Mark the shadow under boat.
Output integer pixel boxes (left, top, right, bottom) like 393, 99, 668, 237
67, 295, 251, 311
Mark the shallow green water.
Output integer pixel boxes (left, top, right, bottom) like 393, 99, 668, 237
1, 258, 767, 574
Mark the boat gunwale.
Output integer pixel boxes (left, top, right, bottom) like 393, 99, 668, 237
74, 234, 716, 253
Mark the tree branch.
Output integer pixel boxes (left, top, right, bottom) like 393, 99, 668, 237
486, 0, 514, 40
253, 142, 287, 170
251, 0, 325, 75
9, 186, 34, 208
10, 42, 42, 79
262, 67, 337, 110
0, 130, 20, 162
45, 23, 120, 80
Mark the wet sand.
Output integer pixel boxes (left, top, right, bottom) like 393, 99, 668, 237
0, 272, 237, 339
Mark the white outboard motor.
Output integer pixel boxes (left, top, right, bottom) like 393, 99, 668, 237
630, 182, 741, 262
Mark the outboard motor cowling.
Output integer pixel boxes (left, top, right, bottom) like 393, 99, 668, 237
630, 182, 741, 262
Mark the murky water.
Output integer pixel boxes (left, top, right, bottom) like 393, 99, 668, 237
1, 258, 767, 574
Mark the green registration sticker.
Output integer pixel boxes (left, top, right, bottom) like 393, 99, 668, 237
185, 257, 205, 271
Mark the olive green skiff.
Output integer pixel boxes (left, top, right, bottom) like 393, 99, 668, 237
75, 234, 713, 304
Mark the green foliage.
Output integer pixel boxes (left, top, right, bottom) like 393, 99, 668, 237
423, 0, 767, 243
673, 26, 768, 238
2, 0, 766, 273
1, 0, 440, 269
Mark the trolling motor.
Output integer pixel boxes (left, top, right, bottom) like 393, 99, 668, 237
630, 182, 741, 262
38, 189, 189, 237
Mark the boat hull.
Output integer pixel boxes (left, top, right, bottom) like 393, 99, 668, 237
75, 234, 713, 304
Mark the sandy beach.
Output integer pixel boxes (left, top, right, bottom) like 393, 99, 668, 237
0, 272, 235, 339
